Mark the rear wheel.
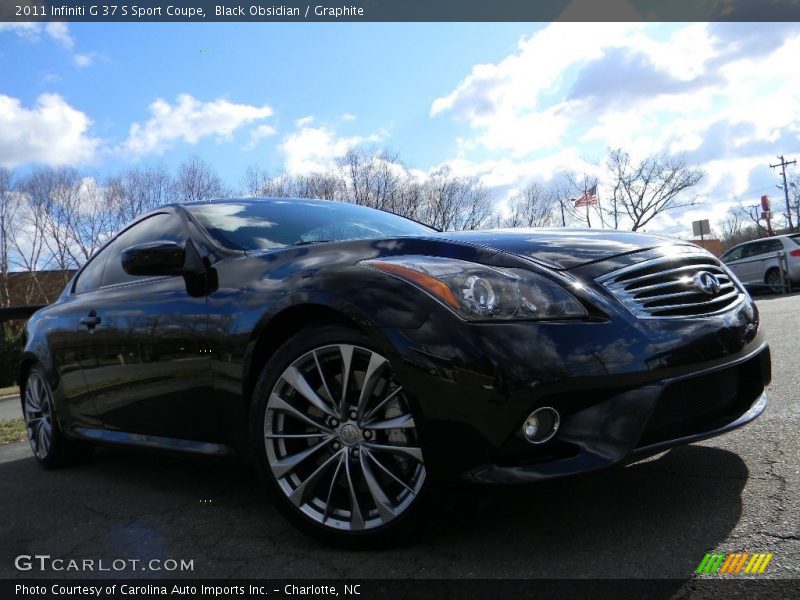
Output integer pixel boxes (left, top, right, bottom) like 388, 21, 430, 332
251, 325, 432, 544
22, 365, 93, 468
765, 268, 784, 294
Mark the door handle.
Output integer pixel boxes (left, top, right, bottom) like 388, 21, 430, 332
80, 315, 101, 328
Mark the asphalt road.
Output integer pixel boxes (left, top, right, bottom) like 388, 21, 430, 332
0, 395, 21, 422
1, 295, 798, 585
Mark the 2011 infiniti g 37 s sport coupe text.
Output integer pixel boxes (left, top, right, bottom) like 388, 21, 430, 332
21, 198, 770, 542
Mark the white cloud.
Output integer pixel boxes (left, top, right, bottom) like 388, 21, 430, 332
279, 123, 383, 175
0, 22, 95, 67
44, 22, 75, 50
244, 124, 278, 150
0, 93, 99, 167
431, 23, 800, 235
73, 52, 96, 68
122, 94, 274, 156
341, 113, 356, 121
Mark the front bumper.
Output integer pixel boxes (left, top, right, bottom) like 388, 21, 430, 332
463, 346, 769, 484
381, 288, 770, 483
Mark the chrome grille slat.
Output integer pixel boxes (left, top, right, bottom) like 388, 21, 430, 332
598, 251, 745, 319
645, 289, 739, 312
638, 283, 734, 303
628, 274, 730, 294
619, 263, 722, 286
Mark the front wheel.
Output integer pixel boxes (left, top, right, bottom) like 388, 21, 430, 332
251, 325, 433, 544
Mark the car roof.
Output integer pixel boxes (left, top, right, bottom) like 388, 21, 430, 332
726, 234, 797, 252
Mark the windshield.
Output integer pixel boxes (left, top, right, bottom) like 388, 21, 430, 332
791, 234, 800, 247
186, 199, 435, 251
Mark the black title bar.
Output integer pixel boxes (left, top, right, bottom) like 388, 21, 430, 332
2, 0, 800, 22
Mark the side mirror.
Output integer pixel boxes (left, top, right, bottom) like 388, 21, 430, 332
121, 240, 204, 276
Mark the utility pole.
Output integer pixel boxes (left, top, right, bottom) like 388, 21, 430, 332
770, 155, 797, 231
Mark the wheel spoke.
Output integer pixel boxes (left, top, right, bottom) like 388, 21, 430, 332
362, 447, 417, 495
356, 353, 388, 419
282, 365, 338, 419
363, 386, 403, 423
36, 422, 46, 455
24, 391, 39, 416
344, 451, 365, 530
41, 425, 51, 455
359, 451, 396, 522
363, 441, 424, 463
269, 394, 333, 433
270, 436, 334, 478
365, 413, 415, 430
313, 351, 337, 407
28, 419, 40, 441
265, 432, 330, 440
322, 453, 346, 524
288, 448, 344, 507
338, 345, 354, 414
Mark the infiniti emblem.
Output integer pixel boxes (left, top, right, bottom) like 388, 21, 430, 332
691, 271, 721, 295
338, 423, 360, 446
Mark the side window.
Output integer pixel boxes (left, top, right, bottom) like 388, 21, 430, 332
763, 239, 783, 253
101, 213, 186, 288
721, 246, 743, 263
740, 242, 763, 259
74, 247, 110, 294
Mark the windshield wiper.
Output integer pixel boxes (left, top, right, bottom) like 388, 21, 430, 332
292, 240, 334, 246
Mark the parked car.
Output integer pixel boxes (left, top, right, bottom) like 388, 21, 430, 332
720, 234, 800, 293
21, 199, 770, 543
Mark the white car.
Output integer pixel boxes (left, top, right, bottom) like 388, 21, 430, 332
720, 234, 800, 292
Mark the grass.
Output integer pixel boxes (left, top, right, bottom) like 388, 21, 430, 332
0, 385, 19, 397
0, 418, 27, 444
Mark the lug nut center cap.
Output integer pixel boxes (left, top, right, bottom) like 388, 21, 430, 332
338, 423, 361, 446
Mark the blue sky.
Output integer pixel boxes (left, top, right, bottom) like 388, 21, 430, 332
2, 22, 800, 235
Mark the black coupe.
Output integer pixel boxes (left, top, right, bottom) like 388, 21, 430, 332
20, 198, 770, 542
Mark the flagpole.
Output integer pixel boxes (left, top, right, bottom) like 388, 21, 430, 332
585, 185, 591, 227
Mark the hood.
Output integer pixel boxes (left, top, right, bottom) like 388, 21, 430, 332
431, 228, 693, 270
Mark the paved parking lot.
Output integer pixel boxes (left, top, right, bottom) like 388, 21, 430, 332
1, 295, 798, 583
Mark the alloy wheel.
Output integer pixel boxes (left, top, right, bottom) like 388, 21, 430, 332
264, 344, 426, 532
24, 370, 54, 460
766, 270, 783, 294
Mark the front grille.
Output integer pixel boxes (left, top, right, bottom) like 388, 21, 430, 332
597, 249, 745, 319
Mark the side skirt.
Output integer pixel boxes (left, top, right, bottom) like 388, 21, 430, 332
73, 427, 234, 457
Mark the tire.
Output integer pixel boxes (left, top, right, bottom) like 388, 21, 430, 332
250, 324, 436, 545
22, 364, 94, 469
765, 268, 784, 294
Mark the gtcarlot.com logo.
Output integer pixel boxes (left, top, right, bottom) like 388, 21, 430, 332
696, 552, 773, 575
14, 554, 194, 572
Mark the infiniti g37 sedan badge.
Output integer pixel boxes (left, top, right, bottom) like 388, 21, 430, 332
691, 271, 722, 295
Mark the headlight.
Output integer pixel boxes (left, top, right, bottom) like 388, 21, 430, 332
361, 255, 587, 321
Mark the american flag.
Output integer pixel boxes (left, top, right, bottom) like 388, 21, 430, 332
574, 184, 598, 207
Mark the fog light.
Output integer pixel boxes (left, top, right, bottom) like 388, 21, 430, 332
522, 407, 560, 444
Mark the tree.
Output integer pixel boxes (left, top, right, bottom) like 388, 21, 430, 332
172, 156, 229, 203
106, 163, 173, 227
502, 183, 557, 228
605, 148, 704, 231
420, 166, 492, 231
0, 167, 16, 307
